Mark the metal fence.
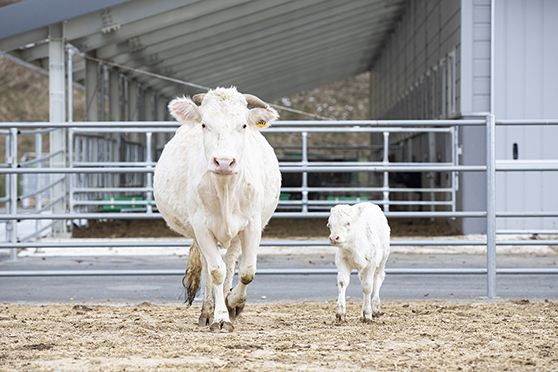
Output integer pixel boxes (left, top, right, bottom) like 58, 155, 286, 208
1, 116, 558, 298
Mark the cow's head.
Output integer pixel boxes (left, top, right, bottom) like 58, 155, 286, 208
168, 87, 278, 175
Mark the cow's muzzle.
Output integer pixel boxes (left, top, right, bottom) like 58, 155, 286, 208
213, 157, 237, 175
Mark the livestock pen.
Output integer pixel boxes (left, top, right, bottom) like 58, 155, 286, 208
1, 117, 558, 300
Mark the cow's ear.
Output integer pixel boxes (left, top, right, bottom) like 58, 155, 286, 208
247, 107, 279, 129
168, 97, 201, 124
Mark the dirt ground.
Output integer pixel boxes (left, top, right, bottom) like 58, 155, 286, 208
71, 218, 460, 239
1, 300, 557, 371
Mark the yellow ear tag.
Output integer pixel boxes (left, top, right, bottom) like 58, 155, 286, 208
256, 119, 267, 128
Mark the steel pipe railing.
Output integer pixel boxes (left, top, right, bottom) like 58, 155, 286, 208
2, 267, 557, 278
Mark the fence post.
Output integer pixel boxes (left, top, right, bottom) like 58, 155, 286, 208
382, 131, 390, 211
301, 132, 308, 213
486, 114, 497, 298
8, 128, 18, 261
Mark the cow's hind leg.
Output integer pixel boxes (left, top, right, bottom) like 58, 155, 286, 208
226, 223, 260, 322
223, 239, 241, 295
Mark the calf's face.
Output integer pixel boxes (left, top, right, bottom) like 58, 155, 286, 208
168, 90, 278, 175
327, 205, 354, 245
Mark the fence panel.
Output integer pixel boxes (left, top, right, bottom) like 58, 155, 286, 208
1, 118, 558, 299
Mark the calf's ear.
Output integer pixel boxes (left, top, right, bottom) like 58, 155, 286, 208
354, 203, 369, 216
168, 97, 201, 124
248, 107, 279, 129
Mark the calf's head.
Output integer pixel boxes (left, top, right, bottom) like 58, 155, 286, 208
169, 87, 278, 175
328, 204, 373, 245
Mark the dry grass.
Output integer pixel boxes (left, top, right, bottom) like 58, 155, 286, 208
1, 299, 557, 371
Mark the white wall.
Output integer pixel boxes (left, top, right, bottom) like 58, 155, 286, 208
494, 0, 558, 231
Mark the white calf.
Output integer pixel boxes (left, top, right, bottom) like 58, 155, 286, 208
327, 202, 390, 322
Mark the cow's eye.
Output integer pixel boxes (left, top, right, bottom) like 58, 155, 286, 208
346, 222, 351, 227
242, 124, 247, 129
201, 123, 206, 129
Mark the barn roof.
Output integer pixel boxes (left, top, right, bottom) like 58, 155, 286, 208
0, 0, 406, 102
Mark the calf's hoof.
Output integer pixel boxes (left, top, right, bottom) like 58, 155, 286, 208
209, 320, 234, 333
198, 312, 213, 327
335, 313, 346, 324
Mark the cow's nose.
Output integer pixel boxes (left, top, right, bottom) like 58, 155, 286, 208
213, 157, 236, 174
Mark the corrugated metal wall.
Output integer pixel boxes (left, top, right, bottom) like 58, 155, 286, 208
494, 0, 558, 231
369, 0, 461, 120
368, 0, 462, 225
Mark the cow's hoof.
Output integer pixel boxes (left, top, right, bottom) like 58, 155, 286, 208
209, 320, 234, 333
335, 314, 346, 324
360, 315, 374, 324
198, 312, 213, 327
225, 296, 245, 322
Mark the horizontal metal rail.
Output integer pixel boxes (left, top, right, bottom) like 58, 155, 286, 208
0, 119, 487, 129
4, 163, 558, 174
0, 165, 487, 174
3, 239, 557, 249
0, 211, 489, 220
2, 267, 557, 277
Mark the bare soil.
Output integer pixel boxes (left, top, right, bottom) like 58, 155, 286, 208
1, 300, 557, 371
71, 218, 459, 239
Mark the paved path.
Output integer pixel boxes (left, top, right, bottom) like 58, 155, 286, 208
1, 251, 557, 304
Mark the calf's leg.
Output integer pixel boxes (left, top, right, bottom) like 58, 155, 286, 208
335, 256, 351, 323
371, 265, 386, 316
359, 266, 375, 323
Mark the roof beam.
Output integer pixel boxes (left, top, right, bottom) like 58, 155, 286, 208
8, 0, 197, 59
92, 0, 255, 57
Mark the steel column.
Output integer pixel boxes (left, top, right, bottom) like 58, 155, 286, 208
48, 24, 66, 235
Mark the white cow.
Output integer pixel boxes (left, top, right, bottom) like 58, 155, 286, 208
327, 202, 390, 323
153, 87, 281, 332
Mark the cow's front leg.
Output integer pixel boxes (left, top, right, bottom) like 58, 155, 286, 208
226, 221, 261, 322
193, 222, 233, 332
335, 255, 351, 323
198, 254, 214, 326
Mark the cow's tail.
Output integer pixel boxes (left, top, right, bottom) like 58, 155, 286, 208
182, 239, 202, 306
